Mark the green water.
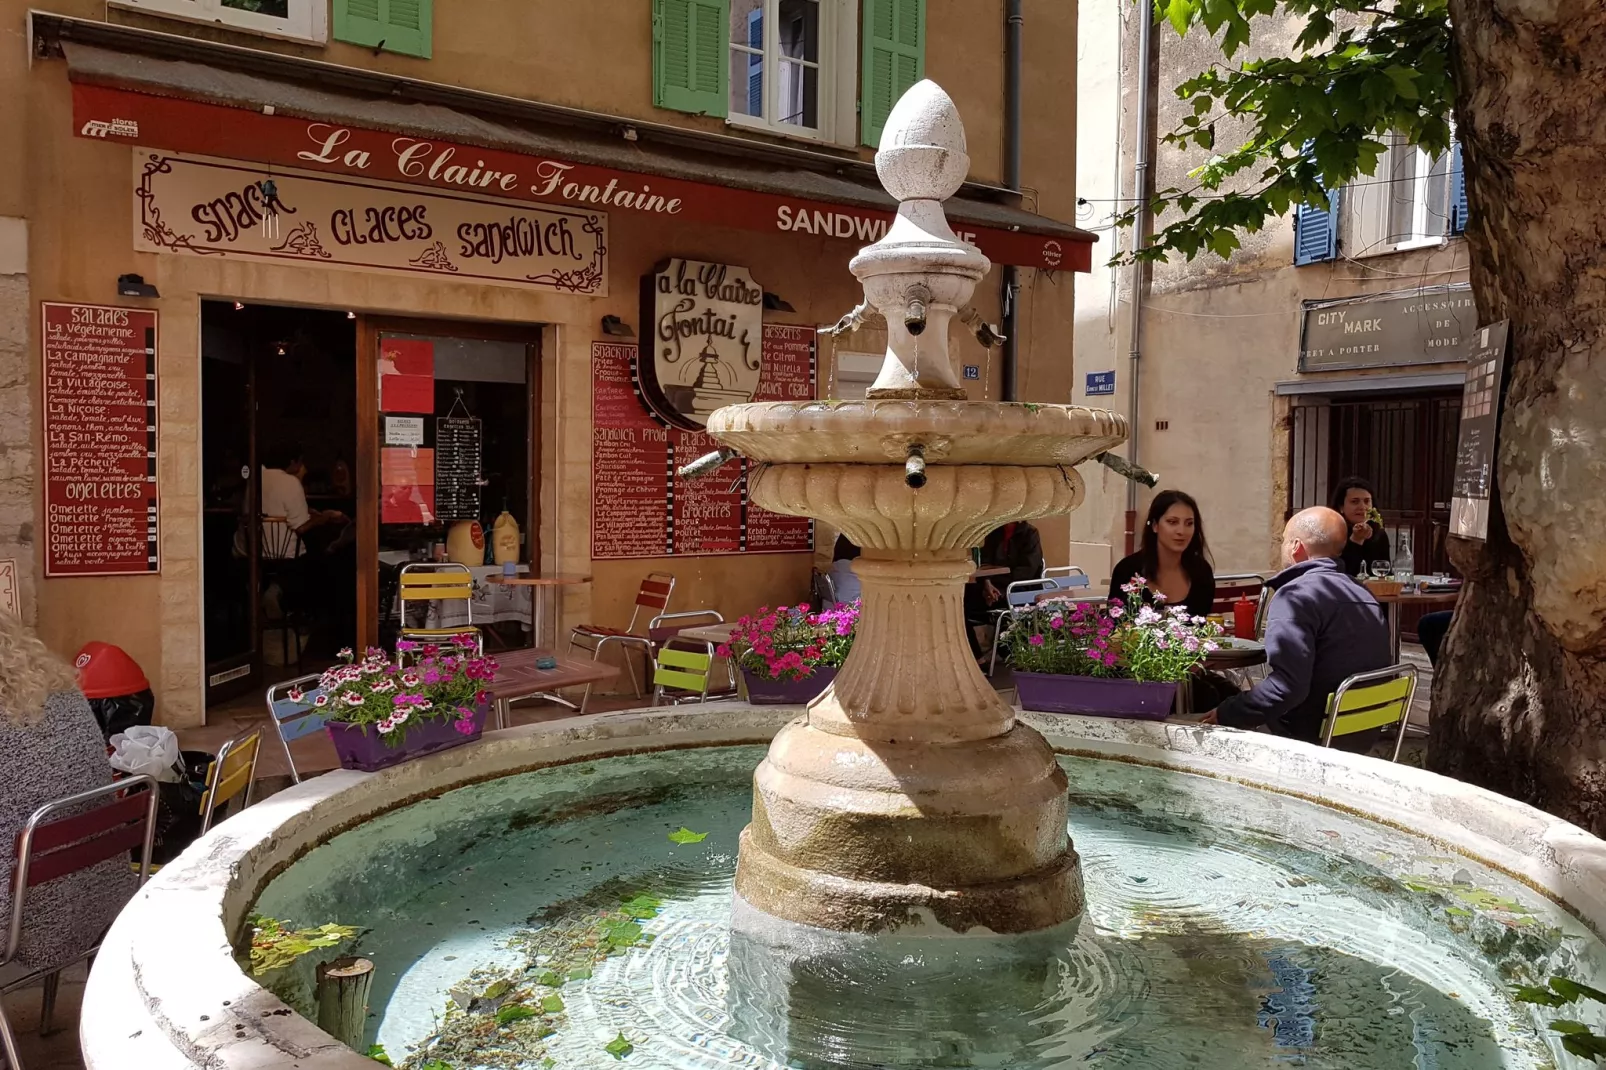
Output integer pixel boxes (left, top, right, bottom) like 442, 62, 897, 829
252, 747, 1606, 1069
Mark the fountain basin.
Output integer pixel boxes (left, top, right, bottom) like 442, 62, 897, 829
81, 707, 1606, 1069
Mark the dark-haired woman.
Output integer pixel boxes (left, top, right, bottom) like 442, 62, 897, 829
1108, 490, 1216, 618
1331, 476, 1392, 577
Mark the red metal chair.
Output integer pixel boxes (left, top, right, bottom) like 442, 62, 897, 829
1, 776, 159, 1068
568, 572, 675, 697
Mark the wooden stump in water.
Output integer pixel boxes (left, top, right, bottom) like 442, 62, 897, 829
315, 956, 374, 1050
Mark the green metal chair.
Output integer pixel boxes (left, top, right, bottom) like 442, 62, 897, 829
652, 643, 716, 705
1319, 664, 1418, 762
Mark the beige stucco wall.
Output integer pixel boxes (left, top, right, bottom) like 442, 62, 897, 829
8, 1, 1085, 723
1070, 0, 1469, 584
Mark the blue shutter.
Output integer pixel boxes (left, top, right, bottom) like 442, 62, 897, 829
1294, 185, 1339, 266
1450, 140, 1468, 235
747, 9, 764, 117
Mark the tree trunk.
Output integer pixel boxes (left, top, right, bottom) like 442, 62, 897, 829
1433, 1, 1606, 836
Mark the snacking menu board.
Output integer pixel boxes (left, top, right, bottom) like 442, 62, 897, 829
41, 303, 159, 576
591, 326, 815, 560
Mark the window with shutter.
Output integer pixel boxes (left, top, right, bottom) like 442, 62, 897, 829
110, 0, 325, 42
1294, 188, 1340, 266
654, 0, 730, 117
860, 0, 924, 147
334, 0, 432, 57
1449, 141, 1468, 235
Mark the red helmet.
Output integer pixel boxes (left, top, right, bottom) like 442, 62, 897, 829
74, 642, 151, 699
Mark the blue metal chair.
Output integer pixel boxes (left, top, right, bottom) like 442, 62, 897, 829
1041, 565, 1092, 594
266, 672, 331, 785
987, 578, 1058, 676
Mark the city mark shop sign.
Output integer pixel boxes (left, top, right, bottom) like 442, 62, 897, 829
133, 152, 607, 294
1299, 284, 1476, 372
71, 82, 1088, 272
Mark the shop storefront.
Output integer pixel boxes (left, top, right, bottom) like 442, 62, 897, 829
21, 15, 1094, 726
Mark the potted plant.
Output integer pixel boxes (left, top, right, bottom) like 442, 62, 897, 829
1007, 577, 1223, 719
286, 637, 498, 772
719, 601, 859, 705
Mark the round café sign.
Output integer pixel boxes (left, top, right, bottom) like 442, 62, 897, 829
638, 258, 763, 430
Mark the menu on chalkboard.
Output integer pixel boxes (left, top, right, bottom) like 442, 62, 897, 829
435, 416, 483, 521
590, 326, 815, 560
1449, 320, 1509, 542
41, 303, 159, 577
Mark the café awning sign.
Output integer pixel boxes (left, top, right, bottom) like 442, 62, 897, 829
637, 259, 764, 430
133, 152, 607, 295
1299, 284, 1475, 372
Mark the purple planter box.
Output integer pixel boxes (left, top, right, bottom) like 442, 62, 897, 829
1014, 672, 1178, 720
325, 701, 490, 773
742, 667, 838, 705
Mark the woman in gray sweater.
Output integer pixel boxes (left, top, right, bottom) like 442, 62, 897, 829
0, 612, 136, 973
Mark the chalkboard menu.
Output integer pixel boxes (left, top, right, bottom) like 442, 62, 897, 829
1449, 320, 1508, 541
41, 303, 159, 576
435, 416, 483, 521
591, 324, 815, 560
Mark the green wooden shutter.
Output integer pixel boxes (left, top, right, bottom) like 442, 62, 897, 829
654, 0, 729, 117
334, 0, 432, 59
861, 0, 925, 147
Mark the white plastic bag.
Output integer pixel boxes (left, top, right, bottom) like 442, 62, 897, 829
108, 725, 183, 783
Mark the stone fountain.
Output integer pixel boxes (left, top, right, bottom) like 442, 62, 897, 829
706, 80, 1127, 936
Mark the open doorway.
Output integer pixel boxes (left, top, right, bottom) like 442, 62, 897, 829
202, 301, 357, 706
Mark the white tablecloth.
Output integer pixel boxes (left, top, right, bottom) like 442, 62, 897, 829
393, 565, 532, 631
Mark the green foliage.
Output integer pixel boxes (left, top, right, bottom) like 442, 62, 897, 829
668, 827, 708, 845
605, 1031, 636, 1060
245, 914, 359, 976
366, 1044, 393, 1065
541, 994, 566, 1013
1117, 0, 1456, 263
419, 1062, 455, 1070
496, 1004, 538, 1026
1513, 975, 1606, 1061
619, 893, 664, 919
483, 979, 512, 1000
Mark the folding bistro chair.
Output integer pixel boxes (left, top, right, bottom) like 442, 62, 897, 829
988, 578, 1058, 676
1, 776, 159, 1066
649, 611, 736, 697
1320, 664, 1419, 762
198, 732, 263, 836
569, 572, 675, 698
1041, 566, 1092, 595
652, 642, 718, 705
397, 563, 482, 656
266, 673, 330, 785
1211, 573, 1268, 617
258, 515, 309, 669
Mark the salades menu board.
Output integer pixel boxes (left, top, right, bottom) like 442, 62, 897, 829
41, 303, 159, 576
591, 325, 815, 560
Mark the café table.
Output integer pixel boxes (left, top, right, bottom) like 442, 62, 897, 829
1370, 586, 1461, 662
485, 573, 592, 651
1174, 636, 1266, 715
677, 621, 739, 646
486, 647, 621, 726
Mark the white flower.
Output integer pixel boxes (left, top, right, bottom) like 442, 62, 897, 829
1203, 641, 1219, 653
313, 694, 330, 708
1136, 606, 1162, 626
342, 691, 365, 707
390, 710, 410, 727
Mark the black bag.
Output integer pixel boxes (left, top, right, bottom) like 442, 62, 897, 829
149, 750, 213, 864
88, 687, 156, 741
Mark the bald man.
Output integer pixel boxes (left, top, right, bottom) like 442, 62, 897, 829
1205, 507, 1391, 746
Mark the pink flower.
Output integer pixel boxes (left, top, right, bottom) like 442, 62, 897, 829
395, 640, 419, 653
1108, 604, 1124, 619
1049, 616, 1064, 630
453, 717, 477, 736
1028, 634, 1045, 647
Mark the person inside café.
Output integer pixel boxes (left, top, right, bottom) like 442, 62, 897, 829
1202, 507, 1391, 749
828, 534, 863, 606
258, 441, 349, 558
1108, 490, 1217, 618
961, 520, 1045, 666
1332, 476, 1393, 577
0, 611, 136, 981
257, 441, 355, 655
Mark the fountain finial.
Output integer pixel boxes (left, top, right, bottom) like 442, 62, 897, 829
875, 79, 970, 203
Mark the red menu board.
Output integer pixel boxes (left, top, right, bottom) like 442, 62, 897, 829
590, 326, 815, 560
41, 303, 159, 577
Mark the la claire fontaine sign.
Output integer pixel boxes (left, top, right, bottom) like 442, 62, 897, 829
637, 258, 764, 429
133, 152, 608, 295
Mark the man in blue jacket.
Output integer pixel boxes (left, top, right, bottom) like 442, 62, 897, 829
1204, 507, 1391, 745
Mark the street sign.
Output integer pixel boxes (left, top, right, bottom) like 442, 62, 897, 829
963, 365, 980, 380
1086, 371, 1116, 396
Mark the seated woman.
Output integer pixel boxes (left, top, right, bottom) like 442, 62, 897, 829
1331, 476, 1392, 577
0, 613, 136, 976
827, 534, 862, 606
1108, 490, 1217, 618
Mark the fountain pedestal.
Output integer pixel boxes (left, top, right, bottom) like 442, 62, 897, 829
705, 81, 1126, 936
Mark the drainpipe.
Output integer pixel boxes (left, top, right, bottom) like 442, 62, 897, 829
1000, 0, 1023, 402
1124, 3, 1158, 554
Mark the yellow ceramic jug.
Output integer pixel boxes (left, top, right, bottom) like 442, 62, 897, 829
446, 520, 485, 567
492, 511, 520, 565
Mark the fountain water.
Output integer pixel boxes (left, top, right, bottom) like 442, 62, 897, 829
707, 80, 1125, 936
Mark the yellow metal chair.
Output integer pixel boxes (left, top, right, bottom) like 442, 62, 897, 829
199, 731, 262, 835
1319, 664, 1418, 762
652, 643, 716, 705
398, 562, 482, 655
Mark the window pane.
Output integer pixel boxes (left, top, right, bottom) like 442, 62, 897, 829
779, 0, 819, 63
730, 0, 766, 119
779, 58, 818, 128
223, 0, 290, 15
